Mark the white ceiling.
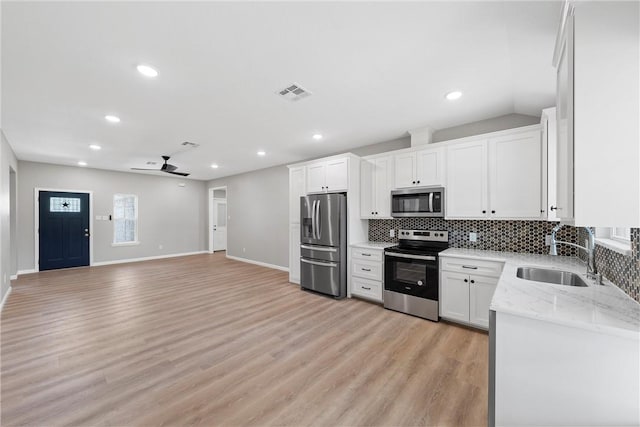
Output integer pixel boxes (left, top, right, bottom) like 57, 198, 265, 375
2, 1, 561, 180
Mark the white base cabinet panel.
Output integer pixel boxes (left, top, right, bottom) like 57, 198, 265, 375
350, 245, 384, 303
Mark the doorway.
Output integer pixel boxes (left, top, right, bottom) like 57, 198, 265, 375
37, 190, 91, 271
209, 186, 227, 253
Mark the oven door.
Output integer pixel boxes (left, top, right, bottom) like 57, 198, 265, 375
384, 252, 439, 301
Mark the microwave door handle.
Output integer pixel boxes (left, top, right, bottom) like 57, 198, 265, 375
429, 193, 434, 213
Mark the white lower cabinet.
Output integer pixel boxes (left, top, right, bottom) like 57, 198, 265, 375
350, 245, 384, 302
289, 224, 300, 284
439, 256, 503, 329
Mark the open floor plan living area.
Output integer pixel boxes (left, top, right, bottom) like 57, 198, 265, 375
1, 1, 638, 426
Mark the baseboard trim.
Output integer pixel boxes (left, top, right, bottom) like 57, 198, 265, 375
1, 286, 12, 312
92, 251, 209, 267
226, 255, 289, 272
17, 269, 37, 276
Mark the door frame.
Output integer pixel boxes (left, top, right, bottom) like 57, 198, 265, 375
208, 186, 227, 253
34, 188, 94, 271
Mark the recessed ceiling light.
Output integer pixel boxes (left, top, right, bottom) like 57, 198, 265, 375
89, 144, 101, 150
78, 161, 87, 166
445, 91, 463, 101
312, 134, 323, 141
257, 150, 266, 156
105, 115, 120, 123
137, 64, 158, 78
211, 163, 219, 169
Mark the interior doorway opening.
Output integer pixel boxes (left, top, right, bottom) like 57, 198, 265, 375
208, 186, 227, 253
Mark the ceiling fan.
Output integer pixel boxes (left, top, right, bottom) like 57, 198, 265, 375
131, 155, 190, 177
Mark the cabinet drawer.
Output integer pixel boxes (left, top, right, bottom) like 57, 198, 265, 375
440, 257, 504, 278
352, 248, 383, 262
351, 259, 382, 281
351, 277, 382, 302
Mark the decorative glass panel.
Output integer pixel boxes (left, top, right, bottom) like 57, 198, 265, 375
50, 197, 81, 212
114, 194, 138, 243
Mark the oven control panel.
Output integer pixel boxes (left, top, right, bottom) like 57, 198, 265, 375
397, 229, 448, 243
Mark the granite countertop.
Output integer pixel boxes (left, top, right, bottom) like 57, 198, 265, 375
351, 241, 397, 250
440, 248, 640, 340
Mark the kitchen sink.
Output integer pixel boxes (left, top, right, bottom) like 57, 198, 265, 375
516, 267, 588, 287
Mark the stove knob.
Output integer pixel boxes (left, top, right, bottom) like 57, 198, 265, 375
417, 280, 424, 286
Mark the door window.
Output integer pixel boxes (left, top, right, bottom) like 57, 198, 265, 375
49, 197, 81, 212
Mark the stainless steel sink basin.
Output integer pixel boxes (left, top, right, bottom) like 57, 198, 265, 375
516, 267, 588, 287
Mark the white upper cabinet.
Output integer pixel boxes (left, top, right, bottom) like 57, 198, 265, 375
489, 129, 543, 219
394, 147, 444, 189
361, 156, 394, 219
541, 107, 558, 221
554, 2, 640, 226
305, 157, 349, 194
446, 140, 489, 219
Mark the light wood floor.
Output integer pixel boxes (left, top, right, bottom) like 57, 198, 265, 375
1, 253, 488, 426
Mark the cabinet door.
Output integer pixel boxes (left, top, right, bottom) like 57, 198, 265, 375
374, 156, 394, 217
289, 224, 301, 283
289, 167, 305, 224
489, 130, 543, 219
306, 162, 326, 194
394, 153, 416, 188
360, 160, 375, 218
416, 147, 444, 186
446, 140, 488, 219
469, 275, 498, 329
439, 271, 470, 323
555, 13, 575, 222
325, 158, 349, 192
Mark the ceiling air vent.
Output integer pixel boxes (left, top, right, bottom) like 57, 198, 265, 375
277, 83, 312, 102
181, 141, 200, 148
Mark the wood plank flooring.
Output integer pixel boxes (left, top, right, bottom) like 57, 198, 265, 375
1, 253, 488, 426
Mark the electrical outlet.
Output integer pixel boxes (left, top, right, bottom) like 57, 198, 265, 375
390, 229, 395, 238
545, 235, 552, 246
469, 232, 477, 242
243, 247, 246, 253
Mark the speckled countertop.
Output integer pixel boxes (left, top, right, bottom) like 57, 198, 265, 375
440, 248, 640, 340
351, 241, 397, 250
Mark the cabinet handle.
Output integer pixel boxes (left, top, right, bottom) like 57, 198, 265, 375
550, 206, 558, 211
540, 209, 545, 213
412, 181, 416, 184
371, 211, 374, 215
470, 280, 475, 284
417, 180, 420, 184
491, 210, 496, 214
462, 265, 478, 270
361, 253, 372, 257
361, 268, 372, 272
375, 211, 378, 215
482, 210, 486, 214
362, 286, 371, 290
464, 279, 468, 283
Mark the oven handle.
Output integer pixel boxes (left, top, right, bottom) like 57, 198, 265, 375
385, 252, 436, 261
301, 258, 338, 268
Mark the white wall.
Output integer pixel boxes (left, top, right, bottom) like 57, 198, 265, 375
432, 113, 540, 142
1, 132, 18, 302
17, 161, 207, 271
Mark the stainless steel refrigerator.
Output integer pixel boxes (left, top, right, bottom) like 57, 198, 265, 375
300, 193, 347, 298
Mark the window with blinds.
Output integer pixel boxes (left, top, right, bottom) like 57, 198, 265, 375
113, 194, 138, 244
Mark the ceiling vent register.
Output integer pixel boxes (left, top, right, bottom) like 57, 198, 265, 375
277, 84, 312, 101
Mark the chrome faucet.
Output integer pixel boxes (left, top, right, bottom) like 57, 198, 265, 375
549, 224, 602, 285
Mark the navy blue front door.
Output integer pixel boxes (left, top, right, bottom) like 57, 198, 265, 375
39, 191, 90, 271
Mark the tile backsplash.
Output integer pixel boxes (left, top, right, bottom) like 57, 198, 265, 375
368, 219, 579, 256
369, 219, 640, 303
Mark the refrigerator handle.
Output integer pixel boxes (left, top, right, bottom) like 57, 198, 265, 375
316, 199, 321, 240
311, 200, 317, 239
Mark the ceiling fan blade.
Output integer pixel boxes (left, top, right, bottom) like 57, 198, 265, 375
131, 168, 160, 171
165, 171, 190, 177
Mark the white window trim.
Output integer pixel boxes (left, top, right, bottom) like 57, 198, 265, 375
595, 227, 632, 256
113, 194, 139, 246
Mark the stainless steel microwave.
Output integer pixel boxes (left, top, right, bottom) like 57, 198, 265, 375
391, 187, 445, 217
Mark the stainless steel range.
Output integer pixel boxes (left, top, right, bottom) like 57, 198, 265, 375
383, 230, 449, 321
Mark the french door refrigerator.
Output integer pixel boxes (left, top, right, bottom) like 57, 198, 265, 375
300, 193, 347, 298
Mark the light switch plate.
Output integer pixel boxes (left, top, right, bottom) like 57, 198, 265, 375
469, 232, 477, 242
